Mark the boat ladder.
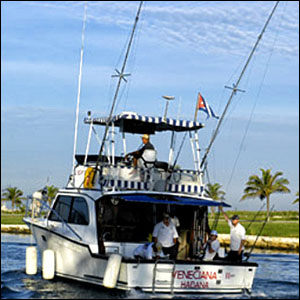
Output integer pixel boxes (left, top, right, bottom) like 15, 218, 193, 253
152, 259, 175, 294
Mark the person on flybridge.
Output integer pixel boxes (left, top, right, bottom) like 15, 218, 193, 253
125, 134, 155, 168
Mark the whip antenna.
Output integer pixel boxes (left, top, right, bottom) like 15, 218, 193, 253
72, 1, 87, 174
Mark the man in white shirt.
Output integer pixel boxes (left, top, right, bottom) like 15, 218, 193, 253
202, 230, 220, 261
152, 213, 179, 260
219, 206, 246, 262
133, 242, 164, 259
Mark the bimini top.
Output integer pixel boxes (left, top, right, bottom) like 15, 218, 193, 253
84, 111, 205, 134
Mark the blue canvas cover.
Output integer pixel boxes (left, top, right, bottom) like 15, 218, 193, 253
118, 194, 231, 207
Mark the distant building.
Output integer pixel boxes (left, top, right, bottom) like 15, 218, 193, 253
1, 203, 9, 212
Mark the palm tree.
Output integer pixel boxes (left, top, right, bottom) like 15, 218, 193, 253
204, 183, 226, 216
241, 168, 290, 218
46, 185, 59, 206
292, 191, 299, 204
1, 186, 26, 211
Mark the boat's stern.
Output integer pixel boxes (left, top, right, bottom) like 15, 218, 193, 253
120, 257, 258, 294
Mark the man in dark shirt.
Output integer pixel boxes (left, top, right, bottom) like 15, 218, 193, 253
125, 134, 155, 167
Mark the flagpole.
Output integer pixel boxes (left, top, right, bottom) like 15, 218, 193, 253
200, 1, 279, 169
192, 93, 202, 178
194, 92, 199, 122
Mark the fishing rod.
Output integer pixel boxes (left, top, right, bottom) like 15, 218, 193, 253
164, 131, 188, 190
168, 131, 188, 172
93, 1, 143, 181
200, 1, 280, 169
211, 208, 221, 231
245, 202, 266, 232
245, 205, 275, 261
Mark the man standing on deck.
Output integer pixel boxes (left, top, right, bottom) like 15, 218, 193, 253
219, 206, 246, 262
152, 213, 179, 260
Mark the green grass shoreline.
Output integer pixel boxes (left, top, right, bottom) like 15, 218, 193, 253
208, 210, 299, 238
1, 211, 299, 238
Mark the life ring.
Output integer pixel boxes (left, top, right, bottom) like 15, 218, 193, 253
84, 167, 95, 189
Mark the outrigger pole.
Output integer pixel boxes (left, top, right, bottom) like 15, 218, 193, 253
94, 1, 143, 178
72, 2, 87, 174
200, 1, 280, 169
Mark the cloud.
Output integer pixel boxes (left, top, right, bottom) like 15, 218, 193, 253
19, 1, 298, 58
140, 2, 298, 57
1, 105, 107, 130
1, 59, 115, 95
2, 1, 298, 210
1, 106, 74, 128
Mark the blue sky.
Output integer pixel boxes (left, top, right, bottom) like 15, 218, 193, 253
1, 1, 299, 211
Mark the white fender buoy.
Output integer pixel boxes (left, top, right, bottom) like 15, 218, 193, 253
103, 254, 122, 288
26, 246, 37, 275
42, 249, 55, 280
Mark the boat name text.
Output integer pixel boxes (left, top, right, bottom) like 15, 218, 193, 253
174, 270, 217, 280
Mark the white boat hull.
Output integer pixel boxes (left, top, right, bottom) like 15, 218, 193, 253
28, 221, 257, 294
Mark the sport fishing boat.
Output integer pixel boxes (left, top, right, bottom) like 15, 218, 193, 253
24, 110, 258, 294
23, 1, 279, 295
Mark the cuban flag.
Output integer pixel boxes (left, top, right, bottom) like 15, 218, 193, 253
197, 92, 219, 119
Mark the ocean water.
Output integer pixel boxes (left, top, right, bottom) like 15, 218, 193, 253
1, 234, 299, 299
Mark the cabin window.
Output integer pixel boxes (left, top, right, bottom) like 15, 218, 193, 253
69, 197, 89, 225
49, 195, 89, 225
96, 198, 208, 244
49, 196, 71, 222
97, 199, 153, 242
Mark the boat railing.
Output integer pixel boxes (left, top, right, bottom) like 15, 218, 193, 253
69, 159, 204, 196
24, 195, 82, 241
24, 195, 49, 220
101, 161, 204, 195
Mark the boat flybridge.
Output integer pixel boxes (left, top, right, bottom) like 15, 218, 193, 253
24, 111, 258, 294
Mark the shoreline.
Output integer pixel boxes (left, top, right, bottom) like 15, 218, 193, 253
1, 225, 299, 252
217, 233, 299, 252
1, 224, 31, 234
